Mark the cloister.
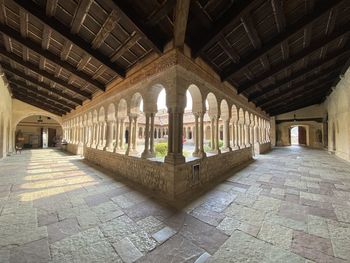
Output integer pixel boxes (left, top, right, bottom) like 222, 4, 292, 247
0, 0, 350, 262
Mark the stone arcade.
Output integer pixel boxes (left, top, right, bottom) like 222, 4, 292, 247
0, 0, 350, 262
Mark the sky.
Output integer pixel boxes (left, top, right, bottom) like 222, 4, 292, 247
156, 89, 193, 110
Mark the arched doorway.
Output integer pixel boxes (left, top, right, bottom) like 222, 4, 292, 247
15, 115, 63, 149
290, 126, 307, 145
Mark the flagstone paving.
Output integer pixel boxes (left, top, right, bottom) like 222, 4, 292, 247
0, 146, 349, 262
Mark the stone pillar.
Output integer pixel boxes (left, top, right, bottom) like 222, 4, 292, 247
210, 117, 215, 151
215, 117, 221, 153
149, 113, 155, 156
126, 116, 133, 155
95, 123, 101, 149
142, 113, 151, 158
198, 112, 206, 157
192, 113, 199, 157
246, 123, 251, 146
223, 119, 231, 151
113, 119, 120, 152
105, 121, 114, 151
164, 107, 185, 164
131, 116, 138, 153
119, 118, 125, 150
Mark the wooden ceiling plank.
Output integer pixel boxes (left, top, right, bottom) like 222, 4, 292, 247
13, 87, 66, 114
9, 78, 73, 110
42, 25, 52, 50
237, 23, 350, 93
46, 0, 58, 17
19, 9, 28, 38
241, 15, 262, 49
77, 54, 91, 71
223, 0, 344, 80
193, 0, 263, 57
219, 36, 240, 63
0, 47, 92, 99
271, 0, 286, 33
60, 40, 73, 60
110, 31, 141, 62
0, 0, 6, 23
147, 0, 177, 26
91, 10, 119, 49
13, 0, 125, 77
0, 24, 105, 91
71, 0, 93, 34
1, 63, 82, 105
258, 72, 339, 107
248, 45, 350, 101
174, 0, 191, 48
13, 92, 65, 115
325, 8, 338, 36
103, 0, 163, 54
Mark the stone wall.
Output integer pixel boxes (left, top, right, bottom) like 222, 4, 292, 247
174, 148, 252, 198
66, 143, 84, 156
254, 142, 272, 154
71, 145, 252, 200
83, 147, 173, 199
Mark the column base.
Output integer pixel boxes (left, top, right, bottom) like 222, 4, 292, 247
141, 150, 154, 159
209, 149, 221, 155
222, 147, 232, 152
192, 150, 199, 157
164, 153, 185, 165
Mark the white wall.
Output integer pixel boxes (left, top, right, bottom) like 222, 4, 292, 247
0, 76, 12, 159
325, 67, 350, 161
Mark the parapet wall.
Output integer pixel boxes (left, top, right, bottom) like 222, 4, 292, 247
66, 144, 253, 200
254, 142, 272, 154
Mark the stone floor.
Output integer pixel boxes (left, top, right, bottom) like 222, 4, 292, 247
0, 146, 350, 263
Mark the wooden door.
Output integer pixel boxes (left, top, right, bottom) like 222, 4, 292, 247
298, 126, 306, 145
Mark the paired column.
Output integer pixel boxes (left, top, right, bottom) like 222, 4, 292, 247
164, 107, 185, 164
192, 113, 199, 157
141, 113, 155, 158
105, 121, 114, 151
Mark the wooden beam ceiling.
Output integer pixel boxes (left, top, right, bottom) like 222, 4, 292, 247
13, 0, 125, 78
248, 45, 350, 101
222, 0, 344, 80
0, 63, 83, 105
0, 24, 106, 92
0, 47, 92, 100
106, 0, 164, 54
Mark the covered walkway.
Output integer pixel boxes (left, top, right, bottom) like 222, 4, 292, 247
0, 147, 349, 262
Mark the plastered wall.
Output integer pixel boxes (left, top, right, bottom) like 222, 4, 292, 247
0, 77, 12, 159
325, 68, 350, 161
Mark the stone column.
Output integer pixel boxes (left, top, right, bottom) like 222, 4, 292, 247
192, 113, 199, 157
113, 119, 120, 152
149, 113, 155, 156
119, 118, 125, 150
142, 113, 151, 158
164, 107, 185, 164
126, 116, 133, 155
210, 117, 215, 151
246, 123, 251, 146
223, 119, 231, 151
131, 116, 138, 153
105, 121, 114, 151
198, 112, 206, 157
95, 123, 100, 149
215, 117, 221, 153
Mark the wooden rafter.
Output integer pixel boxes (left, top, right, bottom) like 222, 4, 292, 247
193, 0, 264, 57
46, 0, 58, 17
70, 0, 93, 34
219, 36, 240, 63
91, 10, 119, 49
0, 21, 106, 91
13, 0, 125, 77
110, 32, 141, 62
237, 23, 350, 94
13, 92, 64, 116
0, 47, 92, 99
147, 0, 177, 26
241, 15, 261, 49
222, 0, 344, 80
104, 0, 163, 54
9, 79, 74, 112
269, 97, 323, 116
8, 77, 74, 110
0, 62, 83, 105
258, 72, 339, 108
173, 0, 191, 48
271, 0, 286, 33
249, 45, 350, 101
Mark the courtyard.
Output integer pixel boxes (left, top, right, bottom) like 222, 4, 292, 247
0, 146, 349, 262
